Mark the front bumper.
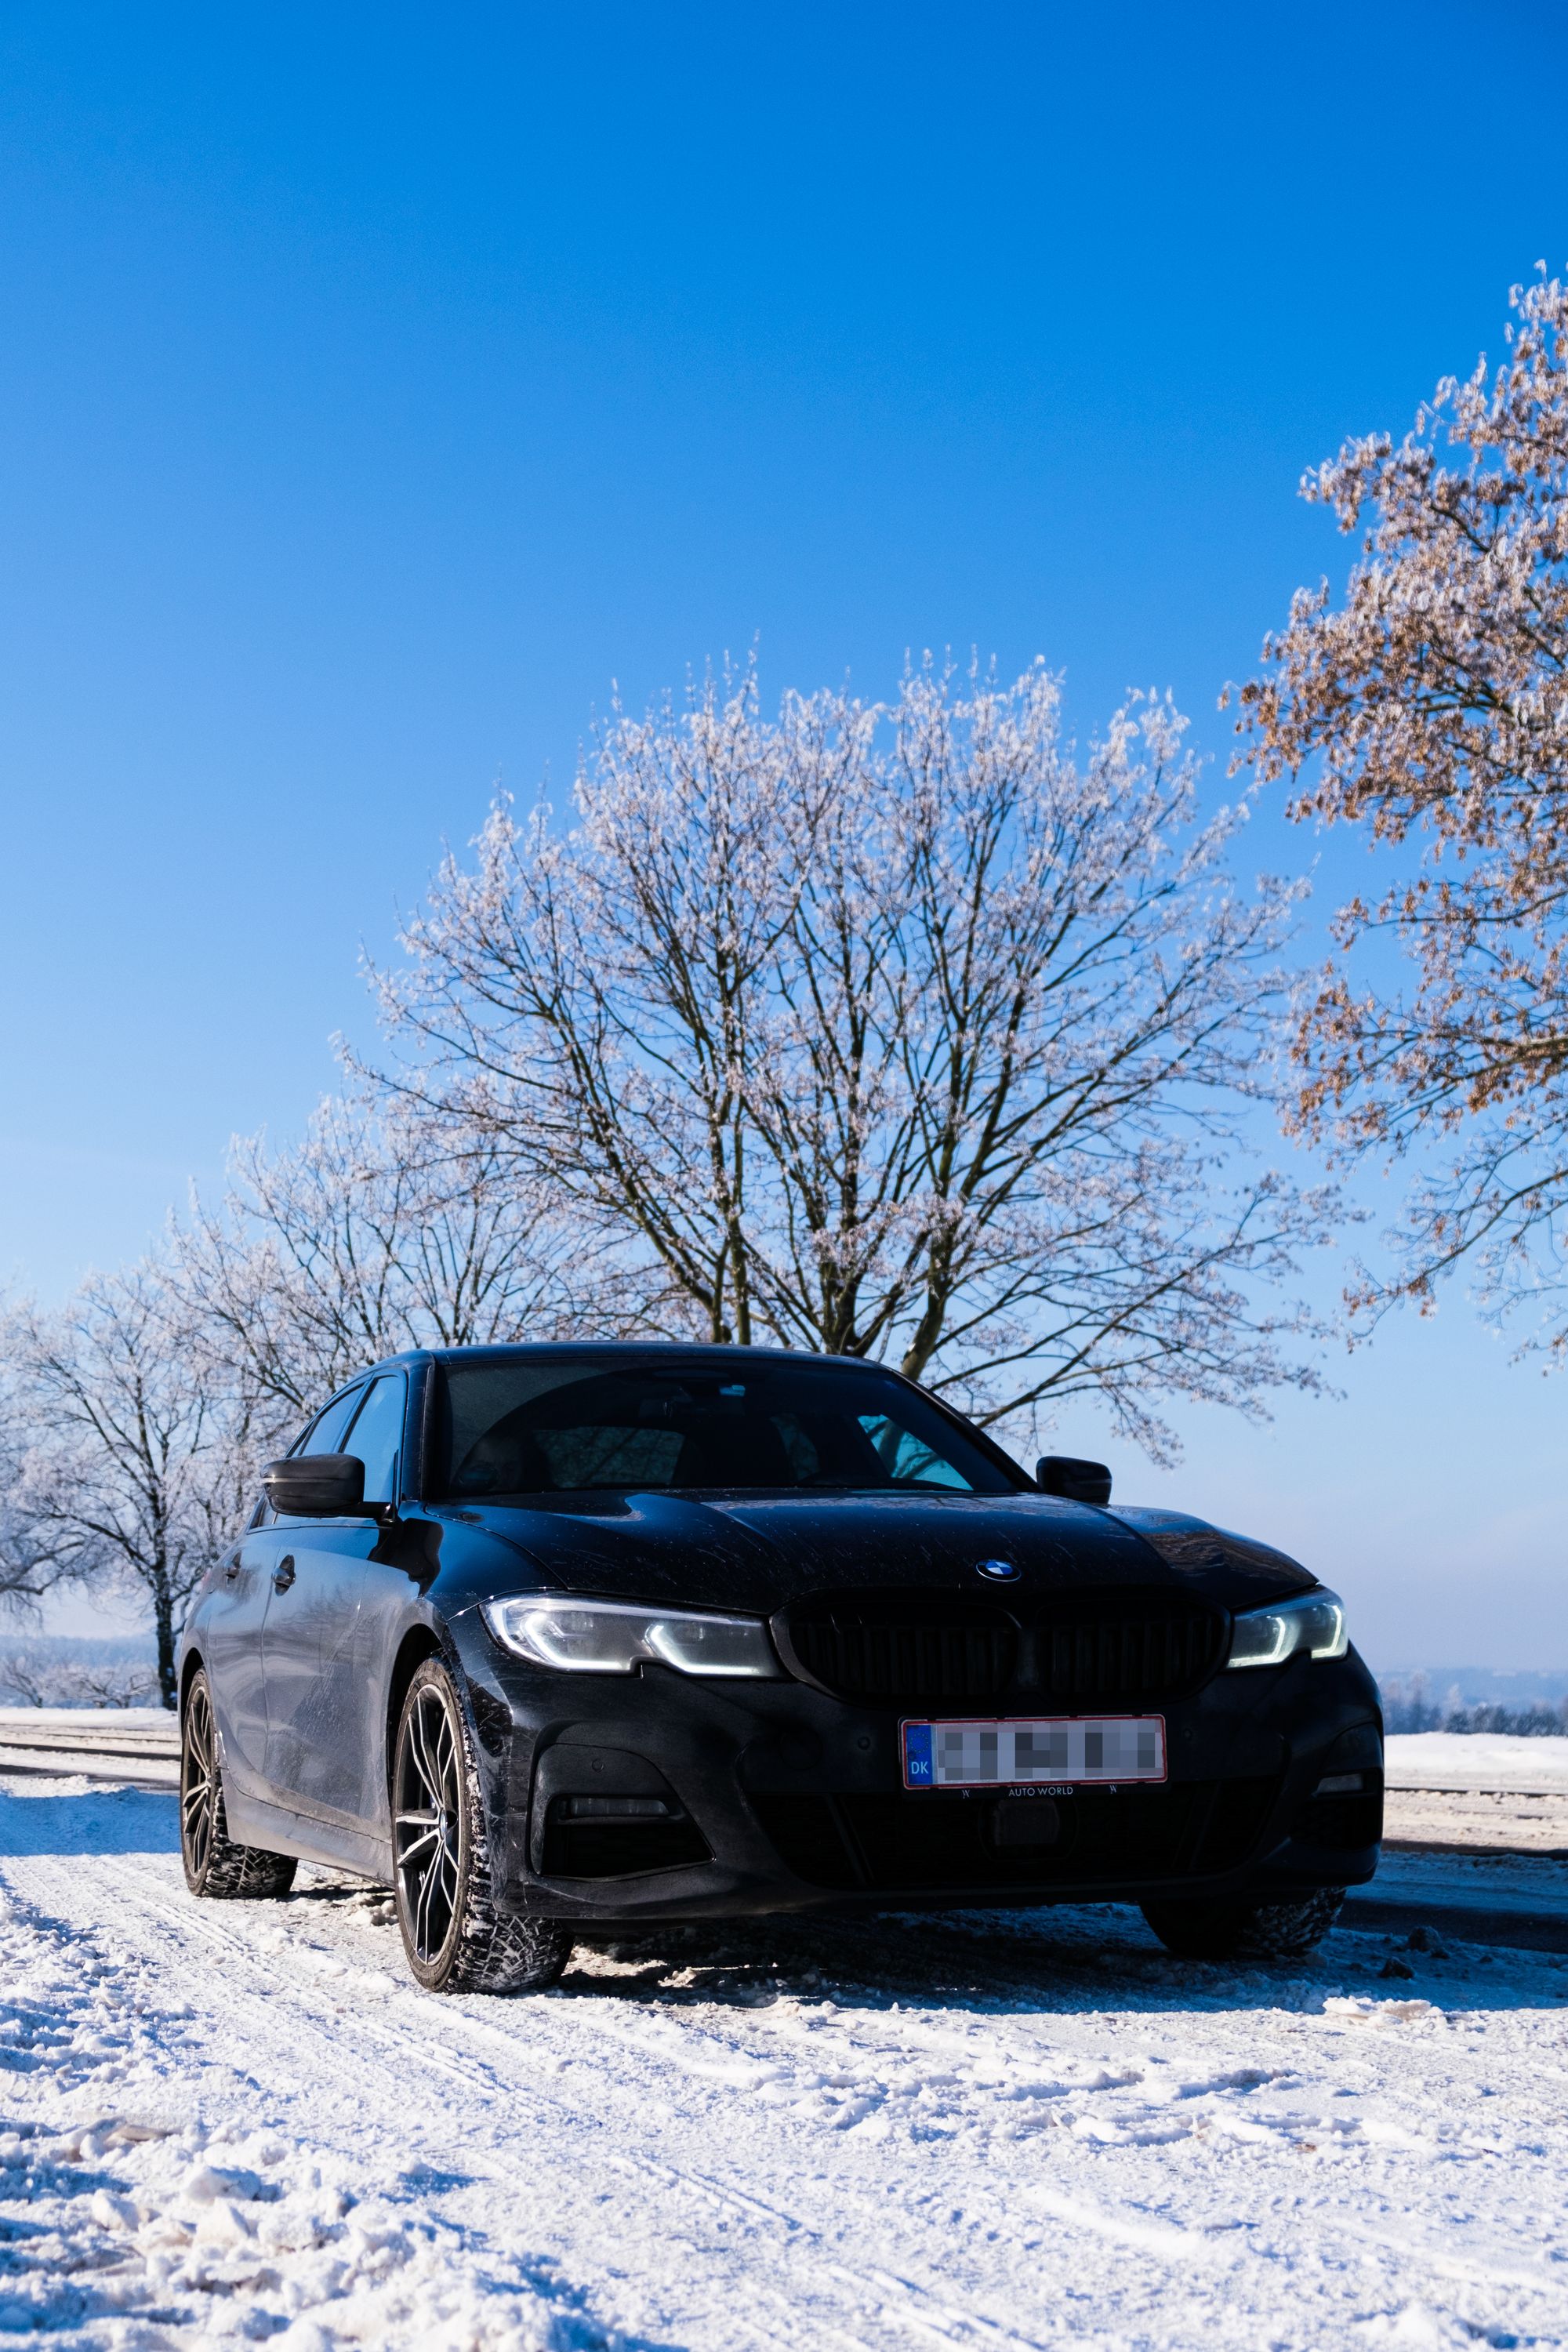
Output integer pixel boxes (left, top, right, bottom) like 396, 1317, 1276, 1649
449, 1609, 1384, 1925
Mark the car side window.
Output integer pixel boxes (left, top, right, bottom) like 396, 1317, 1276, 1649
253, 1388, 365, 1523
343, 1374, 407, 1506
299, 1388, 365, 1458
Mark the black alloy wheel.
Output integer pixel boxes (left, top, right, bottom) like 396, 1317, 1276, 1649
395, 1673, 464, 1964
391, 1658, 570, 1995
180, 1669, 296, 1900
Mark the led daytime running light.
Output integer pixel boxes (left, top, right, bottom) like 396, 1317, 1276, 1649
1225, 1588, 1348, 1670
481, 1595, 780, 1679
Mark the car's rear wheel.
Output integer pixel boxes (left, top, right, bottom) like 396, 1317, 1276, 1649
1141, 1887, 1345, 1962
392, 1658, 570, 1995
180, 1670, 297, 1899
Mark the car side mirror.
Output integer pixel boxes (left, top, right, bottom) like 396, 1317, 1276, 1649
262, 1453, 374, 1519
1036, 1454, 1112, 1507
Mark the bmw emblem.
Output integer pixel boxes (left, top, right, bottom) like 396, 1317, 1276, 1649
975, 1558, 1020, 1582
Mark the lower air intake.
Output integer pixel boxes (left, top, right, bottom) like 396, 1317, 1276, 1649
1291, 1775, 1384, 1851
750, 1777, 1281, 1893
539, 1797, 710, 1878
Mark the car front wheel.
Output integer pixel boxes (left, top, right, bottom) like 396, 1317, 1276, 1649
1141, 1887, 1345, 1962
392, 1657, 569, 1995
180, 1669, 297, 1900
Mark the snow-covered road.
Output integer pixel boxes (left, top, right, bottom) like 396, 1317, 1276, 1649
3, 1776, 1566, 2351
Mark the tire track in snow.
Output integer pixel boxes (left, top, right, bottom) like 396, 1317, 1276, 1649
8, 1850, 842, 2351
0, 1872, 653, 2350
80, 1846, 1399, 2351
5, 1787, 1568, 2350
7, 1846, 1060, 2352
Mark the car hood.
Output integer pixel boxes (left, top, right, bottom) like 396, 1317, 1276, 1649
433, 1490, 1316, 1615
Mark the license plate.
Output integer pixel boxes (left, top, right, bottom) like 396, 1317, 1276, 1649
900, 1715, 1167, 1791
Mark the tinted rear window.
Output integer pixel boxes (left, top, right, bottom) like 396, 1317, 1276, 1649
431, 1358, 1021, 1500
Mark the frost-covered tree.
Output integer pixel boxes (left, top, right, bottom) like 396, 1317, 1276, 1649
0, 1376, 81, 1612
0, 1646, 158, 1708
172, 1087, 633, 1442
1235, 269, 1568, 1356
5, 1265, 241, 1708
0, 1094, 628, 1708
371, 659, 1337, 1454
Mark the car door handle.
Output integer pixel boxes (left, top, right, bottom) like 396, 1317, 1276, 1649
223, 1559, 240, 1581
272, 1555, 296, 1595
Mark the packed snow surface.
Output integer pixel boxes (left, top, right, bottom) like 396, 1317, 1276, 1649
3, 1773, 1566, 2350
1386, 1733, 1568, 1791
1383, 1784, 1568, 1855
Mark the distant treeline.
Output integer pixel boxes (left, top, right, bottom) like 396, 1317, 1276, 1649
0, 1635, 157, 1710
1379, 1672, 1568, 1737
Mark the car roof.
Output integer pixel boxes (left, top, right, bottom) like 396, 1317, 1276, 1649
430, 1341, 862, 1370
341, 1338, 866, 1381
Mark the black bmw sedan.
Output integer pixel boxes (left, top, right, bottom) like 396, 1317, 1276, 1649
178, 1343, 1383, 1994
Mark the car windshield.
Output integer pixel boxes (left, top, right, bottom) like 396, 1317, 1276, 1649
431, 1356, 1022, 1500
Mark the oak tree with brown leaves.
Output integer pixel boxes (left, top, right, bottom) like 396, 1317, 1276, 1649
1235, 270, 1568, 1356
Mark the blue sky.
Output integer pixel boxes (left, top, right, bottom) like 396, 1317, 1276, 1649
4, 2, 1567, 1662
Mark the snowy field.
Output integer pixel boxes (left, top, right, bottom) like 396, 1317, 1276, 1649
1386, 1735, 1568, 1789
3, 1773, 1567, 2350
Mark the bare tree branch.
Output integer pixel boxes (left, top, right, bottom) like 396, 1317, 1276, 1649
4, 1267, 230, 1708
170, 1086, 649, 1447
368, 656, 1337, 1458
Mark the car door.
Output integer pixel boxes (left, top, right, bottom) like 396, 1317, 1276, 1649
263, 1370, 409, 1832
201, 1515, 283, 1802
204, 1387, 364, 1804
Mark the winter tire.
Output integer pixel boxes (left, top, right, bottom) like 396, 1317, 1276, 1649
1141, 1886, 1345, 1962
180, 1669, 298, 1900
392, 1658, 570, 1995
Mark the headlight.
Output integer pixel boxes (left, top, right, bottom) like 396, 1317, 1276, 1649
1225, 1587, 1348, 1669
481, 1595, 782, 1679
